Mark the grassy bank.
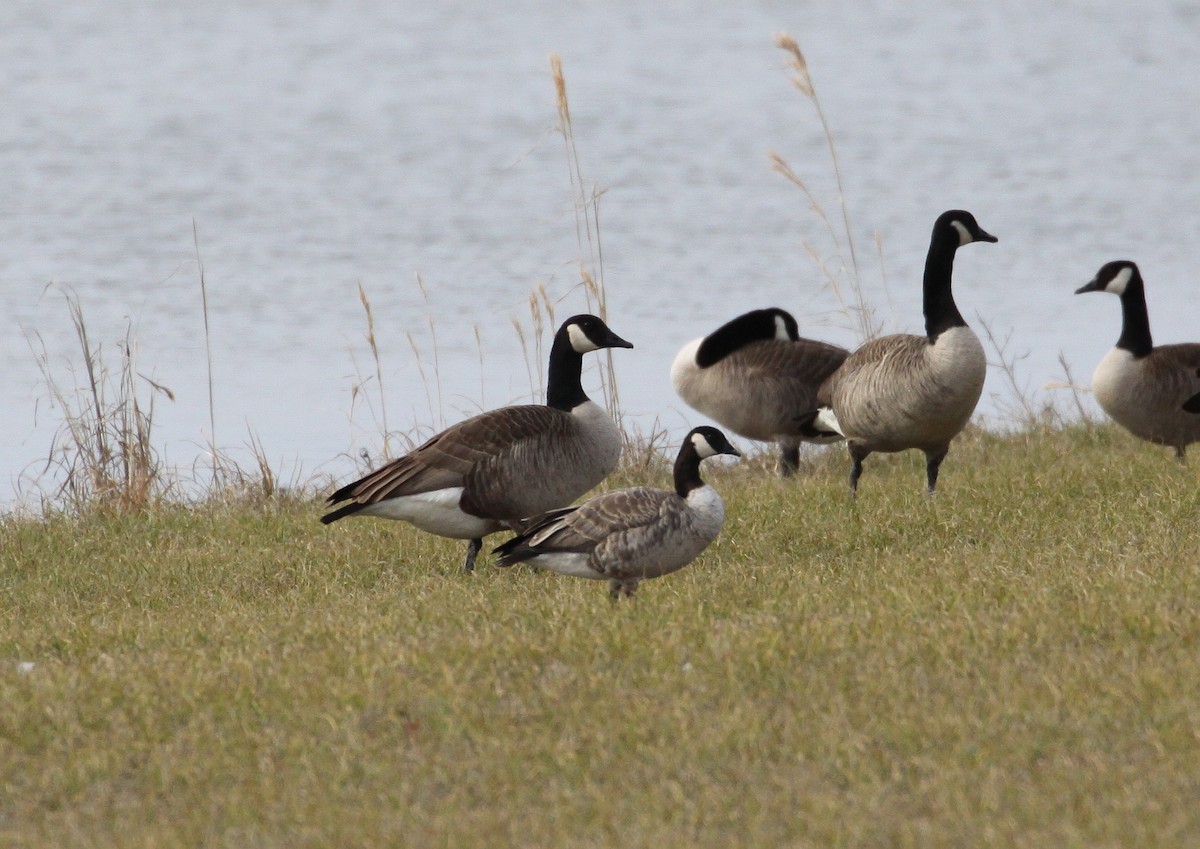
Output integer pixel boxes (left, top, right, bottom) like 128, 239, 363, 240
2, 424, 1198, 847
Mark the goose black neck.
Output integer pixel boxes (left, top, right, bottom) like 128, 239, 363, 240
673, 441, 705, 498
1116, 279, 1154, 358
696, 311, 786, 367
545, 332, 589, 411
923, 230, 968, 341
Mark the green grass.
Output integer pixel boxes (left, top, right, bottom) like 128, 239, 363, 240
2, 424, 1199, 848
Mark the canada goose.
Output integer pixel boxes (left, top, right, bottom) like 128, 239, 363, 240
797, 209, 998, 494
493, 426, 741, 599
670, 308, 849, 475
1075, 260, 1200, 459
321, 314, 633, 570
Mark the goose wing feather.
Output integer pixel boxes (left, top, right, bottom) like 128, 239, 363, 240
496, 487, 676, 567
328, 404, 574, 506
819, 334, 929, 405
530, 487, 673, 551
735, 338, 849, 386
1152, 344, 1200, 413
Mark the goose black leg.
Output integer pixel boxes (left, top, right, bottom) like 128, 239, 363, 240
848, 443, 869, 496
925, 447, 949, 495
1175, 445, 1186, 463
463, 537, 483, 572
779, 444, 800, 478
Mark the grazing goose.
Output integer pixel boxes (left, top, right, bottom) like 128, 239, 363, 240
321, 314, 633, 570
493, 426, 741, 599
797, 209, 998, 494
670, 308, 849, 475
1075, 260, 1200, 459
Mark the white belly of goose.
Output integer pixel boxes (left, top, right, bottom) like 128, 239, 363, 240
354, 487, 500, 539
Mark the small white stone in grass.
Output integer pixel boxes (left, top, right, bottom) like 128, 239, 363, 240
17, 661, 35, 674
681, 661, 693, 673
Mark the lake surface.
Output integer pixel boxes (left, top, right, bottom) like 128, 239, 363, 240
3, 1, 1199, 503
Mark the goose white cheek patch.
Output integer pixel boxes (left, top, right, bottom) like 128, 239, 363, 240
568, 323, 599, 353
950, 220, 972, 246
692, 433, 717, 458
774, 315, 790, 340
1107, 266, 1133, 296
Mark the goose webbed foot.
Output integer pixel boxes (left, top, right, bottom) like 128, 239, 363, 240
608, 579, 638, 601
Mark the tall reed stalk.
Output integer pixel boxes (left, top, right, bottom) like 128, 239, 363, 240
772, 33, 882, 342
549, 54, 622, 422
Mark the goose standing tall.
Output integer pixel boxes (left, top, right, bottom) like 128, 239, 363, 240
494, 426, 741, 599
1075, 260, 1200, 459
321, 314, 633, 570
670, 308, 849, 475
798, 210, 998, 494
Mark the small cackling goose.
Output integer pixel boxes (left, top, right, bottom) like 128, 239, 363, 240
493, 426, 741, 599
321, 314, 634, 570
1075, 259, 1200, 459
797, 209, 998, 494
670, 307, 849, 475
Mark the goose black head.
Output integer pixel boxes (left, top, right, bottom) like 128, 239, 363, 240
561, 314, 635, 353
934, 209, 998, 247
688, 426, 742, 460
1075, 260, 1140, 297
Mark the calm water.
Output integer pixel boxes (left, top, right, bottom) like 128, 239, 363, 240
3, 1, 1199, 502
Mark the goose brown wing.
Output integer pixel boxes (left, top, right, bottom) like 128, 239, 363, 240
456, 406, 593, 518
737, 339, 849, 387
817, 334, 928, 404
521, 487, 672, 554
327, 404, 570, 506
1153, 344, 1200, 413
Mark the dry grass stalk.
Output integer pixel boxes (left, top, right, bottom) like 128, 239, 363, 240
405, 329, 437, 430
345, 284, 398, 463
1046, 353, 1095, 427
548, 53, 622, 423
357, 283, 390, 449
193, 221, 217, 454
511, 317, 536, 403
979, 316, 1040, 428
29, 289, 174, 512
774, 33, 859, 279
772, 33, 877, 342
